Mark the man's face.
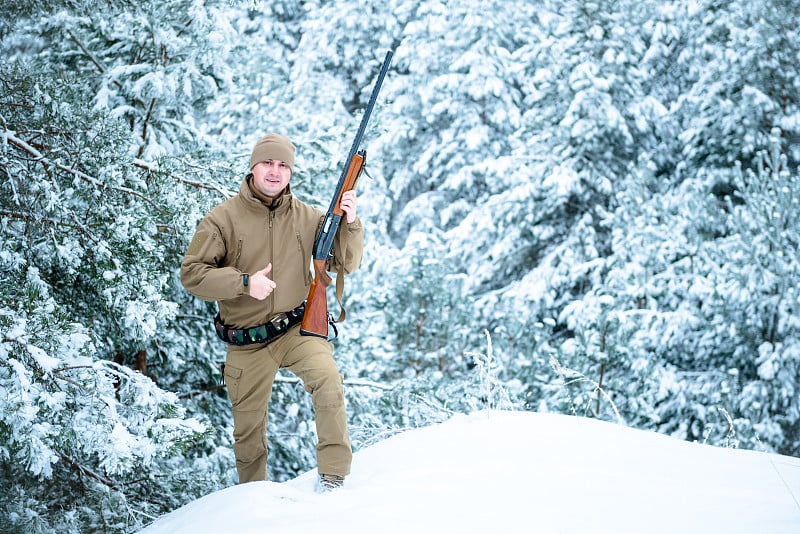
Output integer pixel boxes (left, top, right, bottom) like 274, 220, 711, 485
251, 159, 291, 199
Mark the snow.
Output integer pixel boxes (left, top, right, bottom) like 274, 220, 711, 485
140, 410, 800, 534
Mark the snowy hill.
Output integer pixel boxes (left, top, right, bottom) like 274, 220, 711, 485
140, 411, 800, 534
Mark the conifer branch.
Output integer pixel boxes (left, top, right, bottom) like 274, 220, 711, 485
133, 160, 234, 197
66, 29, 124, 91
137, 98, 157, 159
4, 131, 156, 206
59, 452, 119, 489
2, 209, 101, 246
173, 175, 234, 196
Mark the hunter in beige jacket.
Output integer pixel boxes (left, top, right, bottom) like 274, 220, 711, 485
180, 133, 363, 488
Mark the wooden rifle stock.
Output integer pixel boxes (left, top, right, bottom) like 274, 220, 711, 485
301, 259, 333, 337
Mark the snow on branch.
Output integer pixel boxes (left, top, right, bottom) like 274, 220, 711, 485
3, 129, 155, 206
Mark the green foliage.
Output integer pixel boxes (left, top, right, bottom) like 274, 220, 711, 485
377, 237, 474, 377
0, 2, 240, 531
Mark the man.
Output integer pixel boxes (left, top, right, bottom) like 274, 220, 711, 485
180, 133, 363, 491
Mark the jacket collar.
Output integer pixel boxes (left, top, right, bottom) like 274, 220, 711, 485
239, 174, 293, 213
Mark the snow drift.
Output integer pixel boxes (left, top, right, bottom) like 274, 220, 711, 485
141, 411, 800, 534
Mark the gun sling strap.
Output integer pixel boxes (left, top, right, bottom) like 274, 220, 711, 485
333, 241, 348, 323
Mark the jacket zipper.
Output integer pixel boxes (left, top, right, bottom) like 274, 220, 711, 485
268, 209, 275, 312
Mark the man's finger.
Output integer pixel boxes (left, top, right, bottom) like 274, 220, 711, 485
257, 263, 272, 276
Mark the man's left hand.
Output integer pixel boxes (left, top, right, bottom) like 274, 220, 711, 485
339, 190, 358, 224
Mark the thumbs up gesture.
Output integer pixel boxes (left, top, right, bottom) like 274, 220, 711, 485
248, 263, 276, 301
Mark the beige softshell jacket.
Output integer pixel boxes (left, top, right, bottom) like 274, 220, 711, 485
180, 177, 364, 329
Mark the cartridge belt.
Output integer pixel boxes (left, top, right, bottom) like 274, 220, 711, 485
214, 302, 305, 346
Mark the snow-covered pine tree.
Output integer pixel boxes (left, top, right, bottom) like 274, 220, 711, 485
637, 0, 800, 452
675, 0, 800, 171
547, 0, 800, 452
454, 0, 662, 415
1, 1, 244, 531
696, 133, 800, 454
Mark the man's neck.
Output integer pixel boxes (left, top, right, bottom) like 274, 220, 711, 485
248, 177, 286, 206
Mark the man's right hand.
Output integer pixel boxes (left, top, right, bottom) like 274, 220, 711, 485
248, 263, 276, 300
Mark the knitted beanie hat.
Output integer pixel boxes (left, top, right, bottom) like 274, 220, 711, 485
249, 133, 295, 171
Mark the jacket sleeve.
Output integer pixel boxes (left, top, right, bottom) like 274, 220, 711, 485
328, 217, 364, 275
180, 216, 247, 302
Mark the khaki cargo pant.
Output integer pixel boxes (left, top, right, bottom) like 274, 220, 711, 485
223, 324, 352, 483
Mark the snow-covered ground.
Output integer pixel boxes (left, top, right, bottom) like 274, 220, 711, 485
141, 411, 800, 534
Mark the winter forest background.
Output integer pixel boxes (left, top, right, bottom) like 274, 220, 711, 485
1, 0, 799, 532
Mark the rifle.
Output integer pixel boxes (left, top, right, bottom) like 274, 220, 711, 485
300, 49, 393, 338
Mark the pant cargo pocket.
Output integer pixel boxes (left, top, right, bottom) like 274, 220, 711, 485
224, 364, 244, 405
